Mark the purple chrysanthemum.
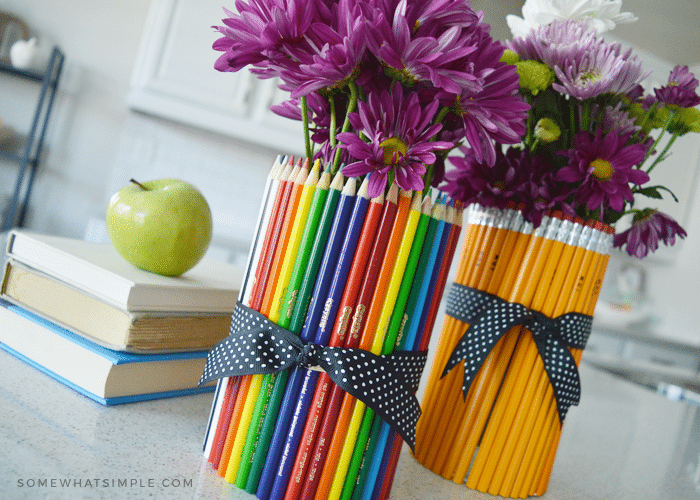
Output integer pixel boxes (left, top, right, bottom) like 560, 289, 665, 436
655, 65, 700, 108
597, 102, 641, 136
557, 129, 649, 214
337, 83, 453, 196
613, 209, 687, 258
508, 19, 598, 70
442, 146, 573, 226
442, 31, 530, 166
442, 146, 523, 209
366, 0, 482, 94
213, 0, 320, 80
553, 40, 648, 100
280, 0, 369, 97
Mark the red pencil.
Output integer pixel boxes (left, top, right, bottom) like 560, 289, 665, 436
208, 376, 241, 468
249, 157, 296, 311
261, 158, 309, 316
299, 186, 400, 500
284, 187, 387, 500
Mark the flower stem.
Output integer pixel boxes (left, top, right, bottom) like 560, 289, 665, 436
646, 131, 679, 174
329, 95, 338, 149
332, 81, 359, 175
301, 96, 312, 160
640, 109, 677, 171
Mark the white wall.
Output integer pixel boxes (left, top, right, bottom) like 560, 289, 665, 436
2, 0, 700, 345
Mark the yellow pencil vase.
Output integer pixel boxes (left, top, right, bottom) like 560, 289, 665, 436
414, 204, 613, 498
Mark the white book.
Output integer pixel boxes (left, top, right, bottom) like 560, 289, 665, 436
4, 230, 244, 313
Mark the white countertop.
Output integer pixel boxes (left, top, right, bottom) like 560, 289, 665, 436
1, 348, 699, 500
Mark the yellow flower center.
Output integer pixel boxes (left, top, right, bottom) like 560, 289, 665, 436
380, 137, 408, 165
591, 159, 613, 181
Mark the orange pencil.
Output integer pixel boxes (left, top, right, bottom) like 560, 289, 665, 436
249, 157, 296, 310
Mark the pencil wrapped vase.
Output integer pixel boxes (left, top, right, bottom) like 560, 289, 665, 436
199, 156, 462, 500
414, 203, 613, 498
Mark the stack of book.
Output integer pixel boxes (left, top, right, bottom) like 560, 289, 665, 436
0, 230, 244, 405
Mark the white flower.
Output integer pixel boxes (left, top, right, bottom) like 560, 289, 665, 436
507, 0, 637, 38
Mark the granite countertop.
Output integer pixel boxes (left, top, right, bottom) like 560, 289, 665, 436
1, 348, 699, 500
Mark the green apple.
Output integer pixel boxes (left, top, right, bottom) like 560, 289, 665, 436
106, 178, 212, 276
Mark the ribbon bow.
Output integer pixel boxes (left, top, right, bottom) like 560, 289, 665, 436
443, 284, 593, 422
200, 303, 428, 451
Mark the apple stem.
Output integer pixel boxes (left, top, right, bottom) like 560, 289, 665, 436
130, 179, 149, 191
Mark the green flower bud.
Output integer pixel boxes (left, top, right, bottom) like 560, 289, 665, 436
500, 49, 520, 65
629, 102, 671, 133
515, 60, 555, 96
534, 117, 561, 143
669, 106, 700, 134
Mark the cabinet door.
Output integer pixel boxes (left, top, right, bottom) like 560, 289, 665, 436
127, 0, 304, 155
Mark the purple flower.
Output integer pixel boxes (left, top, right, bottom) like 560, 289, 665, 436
366, 0, 482, 94
655, 65, 700, 108
557, 129, 649, 215
553, 40, 648, 100
337, 83, 453, 196
281, 0, 369, 97
613, 209, 687, 258
442, 146, 573, 227
443, 32, 530, 166
597, 102, 641, 136
442, 146, 523, 209
213, 1, 320, 79
508, 19, 598, 70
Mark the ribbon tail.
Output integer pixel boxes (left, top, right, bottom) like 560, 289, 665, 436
531, 329, 582, 423
320, 348, 427, 452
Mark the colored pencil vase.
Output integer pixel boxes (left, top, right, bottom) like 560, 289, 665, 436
414, 204, 613, 498
200, 157, 462, 500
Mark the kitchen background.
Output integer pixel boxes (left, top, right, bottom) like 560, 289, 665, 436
1, 0, 700, 375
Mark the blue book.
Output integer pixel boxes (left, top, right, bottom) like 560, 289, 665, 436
0, 300, 215, 405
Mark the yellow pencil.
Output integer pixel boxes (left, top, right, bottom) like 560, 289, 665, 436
420, 207, 519, 471
464, 216, 561, 492
415, 205, 499, 462
428, 208, 528, 478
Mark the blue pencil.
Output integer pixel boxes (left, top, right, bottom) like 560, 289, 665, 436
257, 177, 358, 500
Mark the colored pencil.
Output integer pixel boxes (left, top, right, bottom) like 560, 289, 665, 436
333, 190, 420, 500
205, 156, 287, 463
256, 177, 358, 500
246, 170, 345, 495
235, 161, 321, 488
267, 178, 370, 500
223, 160, 310, 484
314, 189, 412, 500
301, 186, 399, 500
285, 184, 386, 500
204, 155, 284, 462
358, 198, 450, 500
249, 157, 297, 311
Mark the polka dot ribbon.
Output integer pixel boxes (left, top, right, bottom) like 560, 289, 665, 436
199, 302, 428, 451
443, 284, 593, 422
